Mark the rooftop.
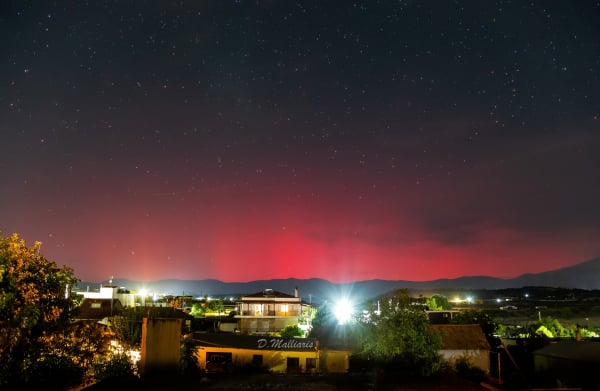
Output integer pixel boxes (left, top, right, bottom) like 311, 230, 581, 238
429, 324, 491, 351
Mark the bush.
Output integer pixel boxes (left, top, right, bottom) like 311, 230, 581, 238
181, 337, 199, 375
24, 354, 86, 391
93, 352, 137, 383
280, 324, 304, 337
453, 356, 486, 383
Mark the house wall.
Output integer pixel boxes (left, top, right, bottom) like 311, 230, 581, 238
239, 317, 298, 334
78, 286, 115, 299
115, 292, 136, 307
239, 302, 302, 316
193, 346, 350, 374
194, 346, 318, 373
439, 349, 490, 373
320, 350, 350, 373
140, 318, 182, 376
77, 286, 137, 307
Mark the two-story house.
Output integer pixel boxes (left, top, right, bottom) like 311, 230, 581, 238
235, 288, 311, 335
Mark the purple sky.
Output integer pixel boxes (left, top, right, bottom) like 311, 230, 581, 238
2, 1, 600, 284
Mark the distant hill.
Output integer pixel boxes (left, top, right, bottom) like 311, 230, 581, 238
75, 257, 600, 303
510, 257, 600, 290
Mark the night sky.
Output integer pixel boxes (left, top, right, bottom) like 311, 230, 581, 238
2, 1, 600, 284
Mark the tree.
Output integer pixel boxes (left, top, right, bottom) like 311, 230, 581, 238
425, 294, 451, 311
190, 303, 205, 317
280, 324, 303, 338
530, 316, 574, 338
357, 289, 442, 376
307, 301, 337, 346
206, 298, 225, 315
0, 233, 104, 389
450, 309, 498, 346
27, 322, 109, 389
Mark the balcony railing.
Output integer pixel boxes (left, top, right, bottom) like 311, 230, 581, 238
240, 310, 300, 317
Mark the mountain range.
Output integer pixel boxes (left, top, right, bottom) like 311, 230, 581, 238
76, 257, 600, 303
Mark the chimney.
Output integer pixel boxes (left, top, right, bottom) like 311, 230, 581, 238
294, 287, 299, 298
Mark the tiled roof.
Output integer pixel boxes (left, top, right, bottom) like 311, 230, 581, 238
430, 324, 491, 351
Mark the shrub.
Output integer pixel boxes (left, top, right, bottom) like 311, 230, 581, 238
181, 337, 199, 375
454, 356, 486, 383
280, 324, 304, 337
93, 351, 137, 382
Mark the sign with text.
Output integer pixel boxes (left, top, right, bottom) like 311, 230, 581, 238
257, 337, 316, 351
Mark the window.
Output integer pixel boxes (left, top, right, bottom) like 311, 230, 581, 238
206, 352, 232, 373
91, 303, 101, 309
306, 357, 317, 370
253, 354, 263, 366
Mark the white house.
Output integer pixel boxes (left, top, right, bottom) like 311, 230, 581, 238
235, 288, 311, 335
430, 324, 491, 373
76, 285, 137, 307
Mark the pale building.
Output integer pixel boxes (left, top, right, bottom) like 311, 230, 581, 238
235, 288, 312, 335
429, 324, 491, 373
190, 333, 349, 374
76, 285, 137, 307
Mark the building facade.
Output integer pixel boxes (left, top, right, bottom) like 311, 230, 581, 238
190, 333, 349, 374
430, 324, 491, 373
235, 288, 311, 335
75, 285, 137, 307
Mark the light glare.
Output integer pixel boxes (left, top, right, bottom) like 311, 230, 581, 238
333, 298, 353, 324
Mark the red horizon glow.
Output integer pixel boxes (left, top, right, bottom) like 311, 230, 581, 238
10, 186, 599, 284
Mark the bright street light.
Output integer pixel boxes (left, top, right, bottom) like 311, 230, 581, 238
333, 298, 353, 325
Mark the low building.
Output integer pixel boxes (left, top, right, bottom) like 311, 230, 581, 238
75, 298, 123, 323
235, 288, 311, 335
190, 333, 349, 374
533, 340, 600, 390
426, 310, 461, 324
430, 324, 491, 373
75, 285, 137, 307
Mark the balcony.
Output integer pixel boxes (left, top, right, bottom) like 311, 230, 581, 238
240, 310, 300, 317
